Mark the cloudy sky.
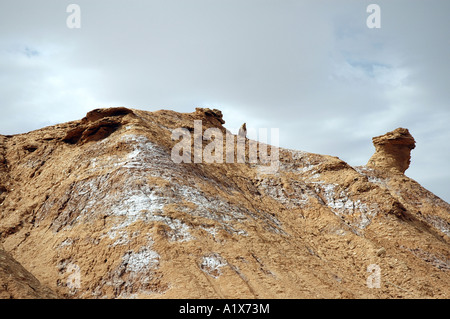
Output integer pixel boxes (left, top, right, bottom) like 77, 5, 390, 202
0, 0, 449, 202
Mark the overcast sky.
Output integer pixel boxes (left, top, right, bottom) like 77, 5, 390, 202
0, 0, 449, 202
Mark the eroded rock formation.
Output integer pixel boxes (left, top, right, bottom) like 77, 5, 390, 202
238, 123, 247, 138
195, 107, 225, 125
367, 128, 416, 174
0, 108, 448, 299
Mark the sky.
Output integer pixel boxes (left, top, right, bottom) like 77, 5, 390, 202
0, 0, 449, 202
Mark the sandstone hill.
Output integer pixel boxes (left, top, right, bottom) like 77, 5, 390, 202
0, 107, 448, 299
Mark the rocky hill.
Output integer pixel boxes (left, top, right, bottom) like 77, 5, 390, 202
0, 107, 448, 298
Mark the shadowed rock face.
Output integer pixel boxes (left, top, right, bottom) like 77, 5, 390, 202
62, 107, 135, 144
0, 247, 58, 299
367, 128, 416, 174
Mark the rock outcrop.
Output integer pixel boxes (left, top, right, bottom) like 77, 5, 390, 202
195, 107, 225, 125
0, 108, 448, 299
62, 107, 135, 144
0, 247, 58, 298
367, 128, 416, 174
238, 123, 247, 138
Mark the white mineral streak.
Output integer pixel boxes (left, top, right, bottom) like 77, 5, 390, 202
123, 246, 160, 273
318, 183, 378, 229
276, 150, 378, 230
200, 253, 227, 278
66, 134, 283, 246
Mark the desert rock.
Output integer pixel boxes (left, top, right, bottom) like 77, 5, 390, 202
367, 128, 416, 174
0, 108, 448, 299
195, 107, 225, 125
238, 123, 247, 138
